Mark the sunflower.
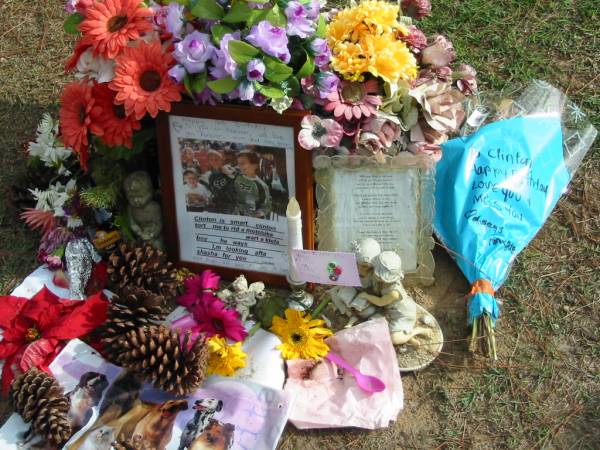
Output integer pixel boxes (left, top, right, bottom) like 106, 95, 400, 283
110, 40, 182, 120
91, 82, 141, 148
206, 336, 247, 377
59, 81, 103, 170
270, 309, 332, 360
80, 0, 153, 59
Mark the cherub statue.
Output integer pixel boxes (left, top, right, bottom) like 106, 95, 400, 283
123, 171, 164, 249
356, 250, 435, 345
330, 239, 380, 327
217, 275, 266, 322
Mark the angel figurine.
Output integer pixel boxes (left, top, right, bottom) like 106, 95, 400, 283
217, 275, 266, 322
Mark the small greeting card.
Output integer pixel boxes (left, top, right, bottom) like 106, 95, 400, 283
291, 249, 362, 287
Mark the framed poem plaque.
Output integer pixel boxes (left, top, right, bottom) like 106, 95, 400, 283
157, 103, 313, 285
313, 153, 436, 286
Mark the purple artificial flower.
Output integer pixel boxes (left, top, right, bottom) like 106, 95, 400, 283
247, 1, 269, 9
252, 92, 268, 107
64, 0, 78, 13
310, 38, 331, 68
310, 38, 329, 55
315, 71, 339, 99
285, 1, 315, 38
210, 32, 241, 79
246, 21, 291, 63
455, 64, 478, 95
306, 0, 322, 20
196, 87, 222, 105
403, 25, 428, 51
401, 0, 432, 20
246, 58, 265, 82
152, 2, 185, 39
173, 31, 214, 74
238, 80, 256, 101
168, 64, 186, 83
421, 35, 456, 68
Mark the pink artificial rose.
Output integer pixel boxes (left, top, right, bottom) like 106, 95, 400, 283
455, 63, 478, 95
401, 0, 432, 19
357, 131, 383, 154
298, 115, 344, 150
362, 117, 402, 148
421, 35, 456, 68
403, 25, 428, 51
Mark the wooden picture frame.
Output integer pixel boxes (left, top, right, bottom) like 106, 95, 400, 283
157, 102, 313, 286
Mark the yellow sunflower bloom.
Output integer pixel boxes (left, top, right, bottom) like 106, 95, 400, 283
207, 336, 247, 377
270, 309, 333, 360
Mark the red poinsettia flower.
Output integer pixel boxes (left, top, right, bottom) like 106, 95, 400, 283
0, 287, 108, 394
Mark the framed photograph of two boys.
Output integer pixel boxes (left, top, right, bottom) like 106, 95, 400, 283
157, 103, 314, 285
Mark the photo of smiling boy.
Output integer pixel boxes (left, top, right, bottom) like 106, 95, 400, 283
234, 150, 272, 219
183, 169, 212, 212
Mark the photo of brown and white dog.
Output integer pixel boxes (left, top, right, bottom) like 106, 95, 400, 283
189, 419, 235, 450
131, 399, 189, 450
178, 398, 223, 450
66, 371, 108, 434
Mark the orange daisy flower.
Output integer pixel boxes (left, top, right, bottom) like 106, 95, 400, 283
59, 82, 103, 170
110, 40, 182, 120
80, 0, 153, 59
91, 83, 141, 148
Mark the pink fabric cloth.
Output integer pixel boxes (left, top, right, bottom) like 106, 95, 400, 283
284, 318, 403, 429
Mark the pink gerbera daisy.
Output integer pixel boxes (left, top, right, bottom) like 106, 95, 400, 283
323, 79, 382, 121
192, 298, 247, 342
178, 270, 221, 308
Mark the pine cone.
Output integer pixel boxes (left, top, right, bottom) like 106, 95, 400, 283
112, 325, 208, 396
107, 242, 178, 298
111, 435, 155, 450
101, 286, 167, 360
10, 368, 72, 446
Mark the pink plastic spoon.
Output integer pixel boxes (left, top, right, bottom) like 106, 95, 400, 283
325, 351, 386, 393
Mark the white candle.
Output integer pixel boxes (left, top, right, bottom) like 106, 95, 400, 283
286, 197, 303, 282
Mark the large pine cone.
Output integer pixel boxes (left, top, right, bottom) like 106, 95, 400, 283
112, 325, 208, 396
112, 435, 155, 450
101, 286, 167, 360
10, 368, 72, 446
107, 242, 178, 298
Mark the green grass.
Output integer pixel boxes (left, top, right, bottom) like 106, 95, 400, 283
1, 0, 599, 448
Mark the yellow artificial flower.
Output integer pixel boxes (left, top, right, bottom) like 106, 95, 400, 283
270, 309, 333, 360
362, 34, 418, 83
207, 336, 247, 377
327, 0, 417, 84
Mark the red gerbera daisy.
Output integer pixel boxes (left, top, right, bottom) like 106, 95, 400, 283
91, 82, 141, 148
59, 82, 103, 170
110, 40, 182, 120
80, 0, 153, 59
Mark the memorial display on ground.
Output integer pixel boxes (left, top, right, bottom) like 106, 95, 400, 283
1, 0, 597, 449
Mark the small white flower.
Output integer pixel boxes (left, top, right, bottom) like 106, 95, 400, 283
28, 114, 73, 170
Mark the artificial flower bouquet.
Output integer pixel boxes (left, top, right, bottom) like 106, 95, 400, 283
61, 0, 331, 169
298, 0, 477, 163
